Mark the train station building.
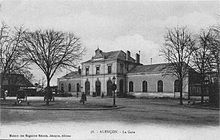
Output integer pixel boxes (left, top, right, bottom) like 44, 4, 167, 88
58, 48, 199, 98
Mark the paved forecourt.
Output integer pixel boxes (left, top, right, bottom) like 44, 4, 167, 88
1, 96, 219, 126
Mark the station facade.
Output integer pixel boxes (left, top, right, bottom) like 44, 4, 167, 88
58, 48, 197, 98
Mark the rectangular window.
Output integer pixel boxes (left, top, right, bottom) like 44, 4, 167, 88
96, 66, 100, 74
86, 67, 89, 75
108, 65, 112, 74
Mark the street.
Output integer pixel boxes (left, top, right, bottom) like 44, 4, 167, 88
0, 97, 219, 140
1, 96, 219, 125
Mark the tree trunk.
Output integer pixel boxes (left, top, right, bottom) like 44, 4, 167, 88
180, 78, 183, 105
201, 76, 204, 104
0, 74, 5, 100
46, 77, 51, 106
188, 73, 191, 101
8, 74, 11, 97
201, 85, 204, 104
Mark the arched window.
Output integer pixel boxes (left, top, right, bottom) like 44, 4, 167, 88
129, 81, 133, 92
61, 83, 64, 92
157, 80, 163, 92
142, 81, 147, 92
68, 83, 71, 92
174, 80, 180, 92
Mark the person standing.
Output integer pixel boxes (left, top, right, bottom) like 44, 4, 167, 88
80, 92, 86, 104
4, 90, 8, 100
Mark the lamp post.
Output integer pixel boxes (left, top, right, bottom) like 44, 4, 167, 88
112, 76, 117, 107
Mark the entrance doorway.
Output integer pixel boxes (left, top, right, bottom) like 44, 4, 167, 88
77, 83, 80, 92
119, 79, 123, 96
107, 79, 112, 96
95, 80, 101, 96
85, 80, 90, 95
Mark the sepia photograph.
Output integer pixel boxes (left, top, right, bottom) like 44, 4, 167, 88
0, 0, 219, 139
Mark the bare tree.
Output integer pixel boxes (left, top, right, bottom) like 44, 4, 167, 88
191, 29, 214, 104
209, 26, 220, 75
209, 25, 220, 104
22, 29, 84, 105
17, 69, 34, 82
0, 23, 28, 99
37, 77, 46, 89
161, 26, 196, 105
34, 77, 46, 95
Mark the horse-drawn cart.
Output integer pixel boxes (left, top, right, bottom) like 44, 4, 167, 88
16, 89, 29, 105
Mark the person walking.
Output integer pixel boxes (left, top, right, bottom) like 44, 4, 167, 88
80, 92, 86, 104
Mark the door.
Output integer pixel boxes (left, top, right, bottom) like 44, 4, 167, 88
95, 80, 101, 96
119, 79, 123, 96
107, 80, 112, 96
77, 83, 80, 92
85, 81, 90, 95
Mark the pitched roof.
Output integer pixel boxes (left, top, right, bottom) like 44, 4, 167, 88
2, 74, 34, 87
82, 50, 136, 63
128, 63, 170, 74
61, 71, 81, 79
103, 51, 121, 60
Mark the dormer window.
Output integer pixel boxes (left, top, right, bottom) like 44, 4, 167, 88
93, 48, 104, 60
96, 66, 100, 75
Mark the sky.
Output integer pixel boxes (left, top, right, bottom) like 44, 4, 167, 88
0, 0, 219, 85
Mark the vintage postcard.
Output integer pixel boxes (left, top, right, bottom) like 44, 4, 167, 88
0, 0, 219, 139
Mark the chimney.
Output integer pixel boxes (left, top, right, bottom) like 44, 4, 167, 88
126, 50, 130, 61
78, 66, 81, 74
136, 53, 140, 63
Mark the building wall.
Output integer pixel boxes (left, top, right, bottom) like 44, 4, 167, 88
82, 60, 117, 76
80, 59, 137, 96
81, 59, 117, 96
117, 60, 138, 74
127, 73, 189, 97
58, 70, 192, 98
115, 75, 127, 96
57, 50, 201, 99
58, 78, 81, 95
81, 74, 117, 96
